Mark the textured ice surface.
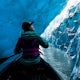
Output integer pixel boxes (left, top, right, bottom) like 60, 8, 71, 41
41, 0, 80, 80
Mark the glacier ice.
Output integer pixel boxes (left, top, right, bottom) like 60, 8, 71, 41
41, 0, 80, 80
0, 0, 80, 80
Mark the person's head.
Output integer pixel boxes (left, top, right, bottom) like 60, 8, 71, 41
22, 22, 34, 31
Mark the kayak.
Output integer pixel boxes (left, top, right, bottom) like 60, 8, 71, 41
0, 58, 62, 80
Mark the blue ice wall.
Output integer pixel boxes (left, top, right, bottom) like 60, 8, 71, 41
41, 1, 80, 79
51, 3, 80, 57
0, 0, 66, 58
50, 3, 80, 80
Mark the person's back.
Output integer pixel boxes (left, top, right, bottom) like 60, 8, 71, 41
15, 22, 49, 65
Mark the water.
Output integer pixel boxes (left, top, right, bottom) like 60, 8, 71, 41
40, 46, 75, 80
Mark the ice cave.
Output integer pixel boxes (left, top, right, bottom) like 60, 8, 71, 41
0, 0, 80, 80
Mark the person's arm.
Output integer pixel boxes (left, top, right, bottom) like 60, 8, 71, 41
14, 38, 22, 54
38, 36, 49, 48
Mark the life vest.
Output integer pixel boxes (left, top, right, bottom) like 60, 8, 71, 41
19, 38, 40, 65
20, 38, 40, 58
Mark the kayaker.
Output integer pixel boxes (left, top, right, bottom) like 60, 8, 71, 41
6, 22, 61, 80
14, 21, 49, 65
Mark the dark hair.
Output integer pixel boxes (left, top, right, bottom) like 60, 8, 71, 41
22, 22, 33, 31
